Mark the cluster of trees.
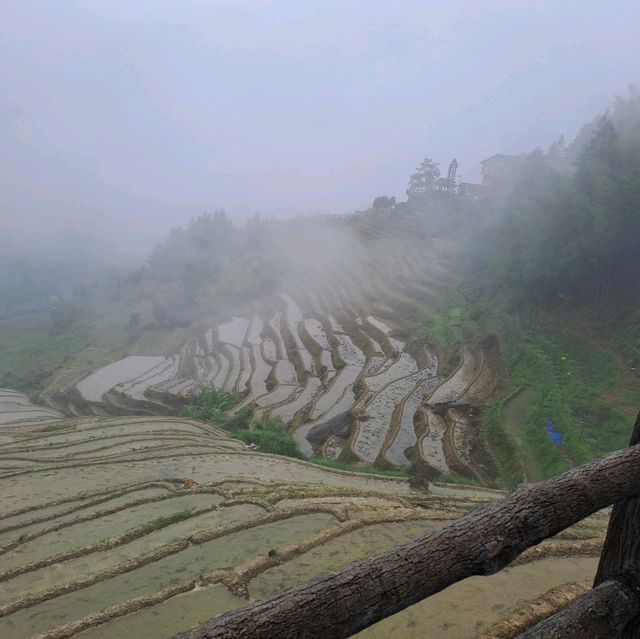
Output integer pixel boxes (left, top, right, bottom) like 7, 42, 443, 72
120, 212, 283, 328
369, 158, 443, 210
48, 298, 86, 335
467, 86, 640, 311
407, 158, 441, 196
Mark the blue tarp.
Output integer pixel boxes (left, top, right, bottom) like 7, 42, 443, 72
545, 417, 564, 446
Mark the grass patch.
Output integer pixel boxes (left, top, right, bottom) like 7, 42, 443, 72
429, 473, 481, 487
181, 388, 303, 458
310, 458, 408, 478
485, 314, 631, 485
419, 290, 634, 487
235, 421, 303, 458
43, 422, 77, 432
0, 314, 95, 390
145, 509, 194, 532
0, 309, 176, 392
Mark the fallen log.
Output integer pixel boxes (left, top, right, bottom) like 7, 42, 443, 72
172, 440, 640, 639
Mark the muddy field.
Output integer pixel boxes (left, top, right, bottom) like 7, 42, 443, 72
0, 400, 609, 639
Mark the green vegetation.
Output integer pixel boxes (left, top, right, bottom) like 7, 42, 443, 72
418, 291, 493, 349
181, 387, 303, 458
310, 458, 408, 477
234, 420, 303, 458
414, 89, 640, 486
0, 312, 172, 391
145, 509, 194, 532
0, 315, 95, 390
430, 473, 480, 487
502, 321, 626, 464
421, 295, 631, 486
0, 212, 284, 392
605, 309, 640, 378
126, 212, 283, 328
181, 387, 238, 420
467, 87, 640, 310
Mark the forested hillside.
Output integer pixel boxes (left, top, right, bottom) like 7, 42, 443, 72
467, 86, 640, 310
422, 88, 640, 485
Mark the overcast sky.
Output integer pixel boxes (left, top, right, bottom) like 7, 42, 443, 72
1, 0, 639, 258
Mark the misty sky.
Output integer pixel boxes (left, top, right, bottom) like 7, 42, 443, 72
1, 1, 639, 258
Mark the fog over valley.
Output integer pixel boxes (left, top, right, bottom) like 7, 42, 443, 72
1, 3, 640, 639
2, 1, 640, 260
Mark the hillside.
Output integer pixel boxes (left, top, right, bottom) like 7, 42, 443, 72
1, 93, 638, 490
0, 394, 609, 639
0, 203, 510, 487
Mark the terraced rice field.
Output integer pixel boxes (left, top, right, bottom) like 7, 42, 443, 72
0, 389, 63, 427
58, 283, 498, 478
39, 225, 502, 478
0, 400, 610, 639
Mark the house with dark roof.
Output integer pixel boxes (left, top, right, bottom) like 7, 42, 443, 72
479, 153, 527, 187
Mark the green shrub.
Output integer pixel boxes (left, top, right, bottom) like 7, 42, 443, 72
180, 387, 237, 422
235, 417, 302, 458
181, 389, 302, 458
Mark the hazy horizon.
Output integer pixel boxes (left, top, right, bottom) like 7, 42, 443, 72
2, 1, 639, 259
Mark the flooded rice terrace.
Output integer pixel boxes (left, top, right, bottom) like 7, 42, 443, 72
44, 229, 501, 480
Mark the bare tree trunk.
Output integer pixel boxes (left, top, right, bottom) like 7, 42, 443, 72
171, 443, 640, 639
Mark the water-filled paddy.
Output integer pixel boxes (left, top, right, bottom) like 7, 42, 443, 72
429, 346, 478, 404
272, 377, 322, 424
2, 493, 224, 571
76, 356, 165, 402
311, 365, 361, 420
222, 345, 241, 392
365, 352, 418, 392
73, 584, 246, 639
420, 409, 450, 474
118, 356, 179, 400
354, 369, 436, 463
0, 513, 338, 639
274, 359, 297, 385
255, 385, 297, 408
217, 317, 250, 348
2, 504, 264, 604
0, 485, 170, 546
385, 376, 443, 467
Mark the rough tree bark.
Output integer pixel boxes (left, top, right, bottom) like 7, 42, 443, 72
514, 412, 640, 639
171, 442, 640, 639
515, 580, 639, 639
